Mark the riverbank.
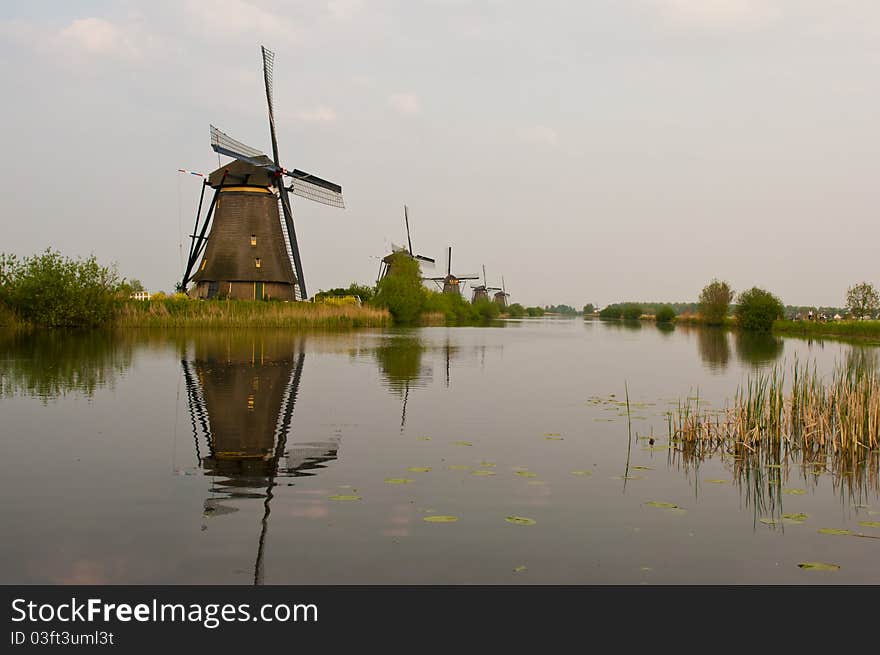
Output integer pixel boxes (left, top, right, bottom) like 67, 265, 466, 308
773, 318, 880, 342
116, 298, 391, 328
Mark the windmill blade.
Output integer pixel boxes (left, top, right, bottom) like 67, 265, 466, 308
457, 273, 481, 280
404, 205, 413, 256
261, 45, 280, 165
210, 125, 272, 168
286, 169, 344, 208
415, 254, 435, 264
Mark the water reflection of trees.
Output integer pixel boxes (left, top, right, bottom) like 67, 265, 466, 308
694, 327, 730, 372
734, 332, 784, 367
0, 329, 133, 401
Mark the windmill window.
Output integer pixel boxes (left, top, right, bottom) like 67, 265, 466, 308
250, 235, 257, 246
255, 258, 262, 268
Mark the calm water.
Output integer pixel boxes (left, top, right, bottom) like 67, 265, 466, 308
1, 320, 878, 584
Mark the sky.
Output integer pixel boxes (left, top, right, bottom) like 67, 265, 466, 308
1, 0, 878, 308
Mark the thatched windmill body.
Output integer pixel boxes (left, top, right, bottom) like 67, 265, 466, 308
179, 46, 344, 301
377, 205, 435, 282
424, 247, 479, 296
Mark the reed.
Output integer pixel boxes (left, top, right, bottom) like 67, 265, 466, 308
671, 360, 879, 454
116, 298, 391, 329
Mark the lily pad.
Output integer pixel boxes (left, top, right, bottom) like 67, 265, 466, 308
857, 521, 880, 529
783, 488, 806, 495
632, 465, 654, 471
645, 501, 679, 509
447, 465, 471, 471
783, 513, 808, 523
384, 478, 414, 485
759, 518, 779, 526
513, 565, 528, 573
516, 471, 538, 478
452, 441, 473, 446
706, 479, 729, 484
544, 432, 561, 436
479, 462, 497, 468
472, 470, 496, 476
328, 495, 361, 501
614, 475, 643, 481
407, 466, 432, 473
423, 515, 458, 523
817, 528, 853, 536
505, 516, 536, 526
571, 470, 592, 476
545, 436, 564, 441
798, 562, 840, 571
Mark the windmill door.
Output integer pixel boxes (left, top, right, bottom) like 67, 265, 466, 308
255, 282, 264, 300
207, 281, 219, 299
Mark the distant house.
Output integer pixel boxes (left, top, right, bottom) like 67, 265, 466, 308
131, 291, 150, 301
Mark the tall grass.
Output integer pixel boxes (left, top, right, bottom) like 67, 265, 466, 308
117, 298, 390, 328
774, 319, 880, 341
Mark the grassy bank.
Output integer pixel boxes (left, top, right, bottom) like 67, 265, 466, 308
773, 319, 880, 342
117, 298, 391, 328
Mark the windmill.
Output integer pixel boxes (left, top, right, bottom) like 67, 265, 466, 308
424, 247, 479, 295
470, 265, 501, 303
377, 205, 435, 282
178, 46, 344, 301
493, 276, 511, 308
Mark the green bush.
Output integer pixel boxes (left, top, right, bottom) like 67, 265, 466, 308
699, 279, 734, 326
0, 249, 121, 327
735, 287, 784, 332
526, 306, 545, 317
599, 305, 623, 319
507, 303, 525, 318
371, 253, 425, 324
655, 306, 676, 323
621, 303, 643, 320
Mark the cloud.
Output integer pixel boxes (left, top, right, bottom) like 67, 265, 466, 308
60, 18, 132, 55
388, 93, 421, 115
646, 0, 781, 32
519, 125, 559, 146
291, 106, 338, 122
182, 0, 300, 44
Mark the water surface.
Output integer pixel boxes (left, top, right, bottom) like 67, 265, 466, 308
1, 321, 877, 584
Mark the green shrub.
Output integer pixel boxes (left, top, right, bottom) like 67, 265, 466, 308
621, 303, 643, 320
507, 303, 525, 318
526, 306, 545, 317
599, 305, 623, 319
655, 306, 676, 323
735, 287, 784, 332
699, 279, 734, 326
0, 249, 121, 328
371, 253, 425, 324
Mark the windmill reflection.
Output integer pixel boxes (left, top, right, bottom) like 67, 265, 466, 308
182, 333, 339, 584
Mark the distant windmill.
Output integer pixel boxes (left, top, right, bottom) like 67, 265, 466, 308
471, 265, 501, 303
377, 205, 435, 282
178, 46, 345, 301
493, 276, 511, 308
424, 247, 479, 295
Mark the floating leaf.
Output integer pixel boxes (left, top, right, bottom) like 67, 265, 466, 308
452, 441, 473, 446
516, 471, 538, 478
384, 478, 414, 485
472, 470, 496, 476
614, 475, 643, 481
479, 462, 497, 468
783, 513, 808, 522
423, 515, 458, 523
513, 565, 528, 573
545, 436, 564, 441
448, 465, 471, 471
571, 470, 592, 476
407, 467, 432, 472
783, 488, 806, 495
544, 432, 561, 436
505, 516, 536, 526
759, 518, 778, 526
857, 521, 880, 529
706, 479, 729, 484
329, 495, 361, 501
645, 501, 679, 509
818, 528, 853, 536
632, 465, 654, 471
798, 562, 840, 571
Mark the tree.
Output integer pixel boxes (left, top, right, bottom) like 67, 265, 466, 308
507, 303, 525, 317
655, 306, 676, 323
699, 279, 734, 326
846, 282, 879, 319
371, 252, 425, 324
735, 287, 784, 332
583, 303, 595, 315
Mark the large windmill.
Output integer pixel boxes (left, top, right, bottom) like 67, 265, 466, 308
424, 247, 479, 295
377, 205, 435, 282
178, 46, 344, 301
470, 265, 501, 303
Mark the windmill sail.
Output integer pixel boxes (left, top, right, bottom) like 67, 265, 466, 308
287, 170, 345, 208
210, 125, 271, 168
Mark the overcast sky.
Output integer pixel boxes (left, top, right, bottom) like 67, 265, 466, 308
2, 1, 878, 308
